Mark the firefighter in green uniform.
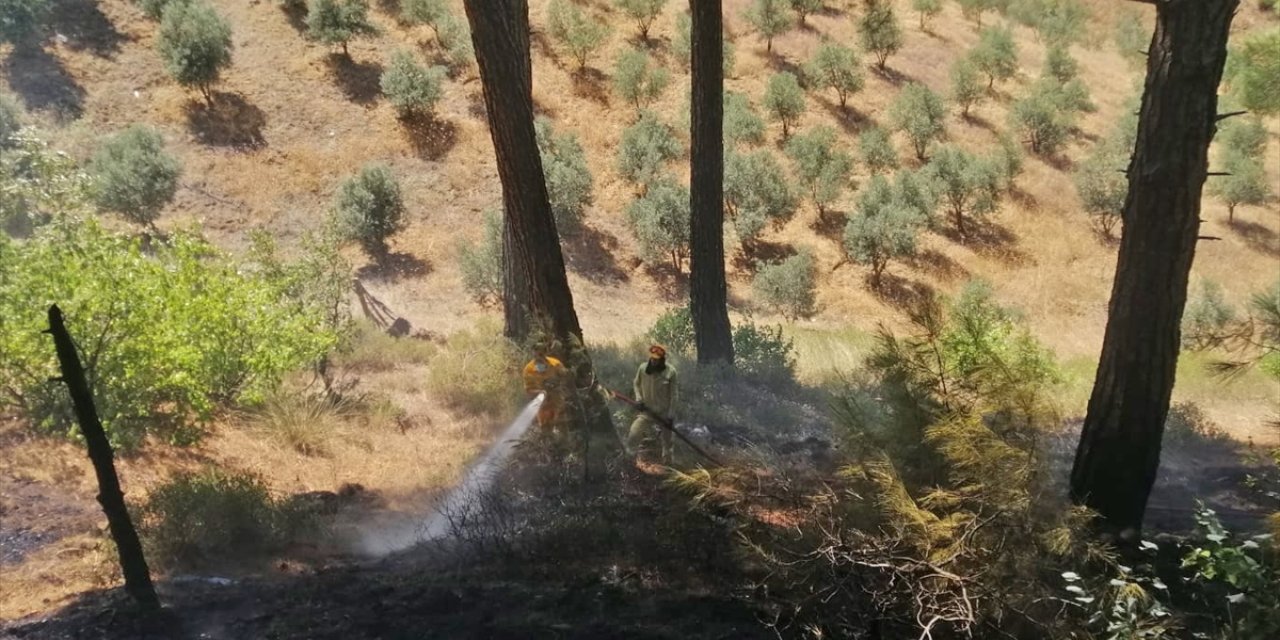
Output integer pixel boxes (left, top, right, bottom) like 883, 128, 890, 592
628, 345, 678, 464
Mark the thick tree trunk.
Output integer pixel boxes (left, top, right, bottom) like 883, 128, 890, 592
502, 214, 530, 341
464, 0, 614, 440
689, 0, 734, 365
1070, 0, 1238, 537
45, 305, 159, 611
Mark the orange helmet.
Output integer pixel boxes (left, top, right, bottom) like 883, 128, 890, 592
649, 345, 667, 359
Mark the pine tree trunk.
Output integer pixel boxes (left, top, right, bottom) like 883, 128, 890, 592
46, 306, 159, 611
464, 0, 614, 438
502, 213, 530, 341
689, 0, 734, 365
1070, 0, 1238, 537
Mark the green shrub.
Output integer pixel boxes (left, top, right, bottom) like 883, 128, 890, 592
1182, 281, 1238, 350
753, 248, 817, 320
613, 47, 671, 113
1009, 81, 1074, 155
626, 177, 690, 271
88, 125, 182, 228
992, 133, 1025, 192
859, 125, 898, 176
334, 164, 405, 264
380, 50, 446, 118
0, 0, 50, 44
969, 25, 1018, 89
744, 0, 792, 52
949, 57, 984, 118
762, 71, 805, 139
845, 175, 923, 286
1073, 140, 1127, 238
306, 0, 376, 55
616, 111, 682, 188
893, 168, 938, 224
1225, 29, 1280, 117
458, 209, 503, 305
786, 126, 853, 217
1043, 45, 1078, 83
733, 319, 797, 387
956, 0, 998, 27
536, 117, 593, 233
912, 0, 942, 32
140, 468, 307, 570
725, 149, 798, 247
1009, 0, 1088, 46
1, 135, 91, 234
547, 0, 609, 70
804, 42, 863, 109
1182, 505, 1280, 637
157, 1, 233, 102
789, 0, 823, 24
723, 91, 765, 146
926, 144, 1001, 237
435, 13, 473, 71
614, 0, 667, 40
138, 0, 189, 21
649, 306, 696, 355
1211, 151, 1271, 220
1219, 115, 1268, 158
890, 82, 946, 161
425, 323, 519, 416
401, 0, 447, 35
1113, 8, 1148, 68
858, 1, 902, 70
0, 92, 21, 148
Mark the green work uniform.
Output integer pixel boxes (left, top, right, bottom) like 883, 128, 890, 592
628, 362, 678, 463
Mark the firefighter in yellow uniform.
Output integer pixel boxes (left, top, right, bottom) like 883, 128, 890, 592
628, 345, 678, 464
523, 346, 568, 429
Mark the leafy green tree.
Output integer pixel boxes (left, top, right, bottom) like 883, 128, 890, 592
334, 164, 405, 264
725, 150, 798, 246
627, 176, 690, 271
613, 47, 671, 113
1225, 29, 1280, 116
890, 82, 946, 161
844, 175, 922, 287
401, 0, 448, 37
614, 0, 667, 40
1113, 7, 1148, 69
753, 248, 817, 319
673, 12, 735, 76
434, 13, 474, 71
1073, 141, 1127, 237
804, 42, 864, 109
744, 0, 792, 53
617, 110, 682, 189
1182, 280, 1237, 349
0, 0, 49, 44
1009, 80, 1074, 155
380, 50, 446, 118
925, 144, 1001, 237
547, 0, 609, 71
1010, 0, 1088, 46
969, 25, 1018, 89
89, 125, 182, 229
0, 92, 22, 149
859, 125, 898, 175
139, 0, 188, 21
950, 57, 984, 117
1218, 115, 1268, 158
157, 1, 233, 103
763, 71, 806, 138
893, 168, 938, 225
535, 117, 594, 233
858, 0, 903, 70
458, 209, 503, 305
1211, 151, 1271, 221
724, 91, 765, 146
306, 0, 376, 56
1043, 44, 1078, 83
992, 132, 1024, 191
786, 126, 854, 217
789, 0, 824, 25
912, 0, 942, 32
957, 0, 998, 28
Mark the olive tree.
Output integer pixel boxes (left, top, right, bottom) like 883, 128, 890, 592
306, 0, 376, 57
786, 126, 854, 217
1073, 142, 1128, 238
858, 1, 903, 70
753, 249, 817, 320
673, 12, 736, 76
950, 57, 985, 117
762, 71, 806, 138
859, 125, 898, 175
724, 91, 766, 146
912, 0, 942, 32
156, 1, 233, 103
614, 0, 667, 40
89, 125, 182, 228
1211, 151, 1271, 221
335, 164, 406, 264
844, 175, 923, 287
1009, 80, 1074, 155
725, 150, 798, 247
617, 111, 683, 190
789, 0, 824, 26
925, 144, 1001, 237
1225, 29, 1280, 116
969, 25, 1018, 89
380, 50, 446, 119
744, 0, 792, 53
458, 209, 503, 305
804, 42, 864, 110
613, 47, 671, 113
536, 117, 594, 233
890, 82, 946, 161
547, 0, 609, 71
627, 177, 691, 271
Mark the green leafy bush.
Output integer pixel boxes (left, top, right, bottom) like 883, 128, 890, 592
733, 319, 797, 387
968, 25, 1018, 89
753, 249, 817, 320
627, 177, 690, 271
0, 135, 92, 233
1211, 152, 1270, 221
458, 209, 503, 306
1043, 45, 1078, 83
306, 0, 376, 55
157, 0, 233, 102
424, 322, 519, 417
1182, 280, 1238, 350
1219, 116, 1268, 158
859, 125, 898, 175
88, 125, 182, 228
890, 82, 946, 160
614, 0, 667, 40
1073, 140, 1128, 238
725, 149, 798, 247
380, 50, 446, 118
0, 91, 21, 148
723, 91, 765, 146
435, 14, 473, 71
649, 305, 696, 355
744, 0, 792, 52
139, 0, 189, 21
401, 0, 448, 36
613, 47, 671, 112
858, 1, 903, 70
926, 144, 1001, 237
804, 42, 863, 109
762, 71, 805, 139
536, 117, 594, 233
1113, 8, 1148, 68
0, 0, 49, 44
616, 111, 682, 189
547, 0, 609, 70
785, 126, 853, 216
911, 0, 942, 32
1009, 0, 1088, 46
844, 175, 923, 286
956, 0, 998, 27
950, 57, 985, 117
1009, 81, 1074, 155
334, 164, 405, 264
1183, 505, 1280, 638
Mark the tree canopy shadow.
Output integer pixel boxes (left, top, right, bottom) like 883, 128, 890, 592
1228, 218, 1280, 258
960, 112, 996, 132
939, 217, 1030, 266
49, 0, 128, 57
356, 251, 430, 283
186, 92, 267, 150
871, 64, 915, 87
810, 208, 849, 243
765, 55, 803, 77
325, 53, 384, 106
815, 94, 866, 134
3, 45, 86, 121
561, 224, 629, 285
569, 68, 609, 106
399, 112, 458, 161
641, 261, 689, 302
375, 0, 402, 16
871, 272, 936, 314
281, 2, 309, 33
907, 248, 968, 282
732, 239, 796, 273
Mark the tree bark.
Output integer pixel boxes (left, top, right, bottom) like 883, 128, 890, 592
689, 0, 734, 365
502, 214, 530, 341
464, 0, 614, 440
1070, 0, 1238, 537
45, 305, 159, 611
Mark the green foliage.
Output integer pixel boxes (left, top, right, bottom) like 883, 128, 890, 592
1225, 29, 1280, 115
334, 164, 405, 263
457, 209, 503, 306
925, 144, 1001, 236
789, 0, 823, 24
401, 0, 446, 30
912, 0, 942, 32
753, 248, 817, 320
859, 1, 903, 69
1043, 45, 1078, 83
724, 149, 798, 247
1183, 505, 1280, 639
0, 92, 21, 148
435, 14, 473, 71
804, 42, 864, 109
138, 0, 189, 21
785, 125, 854, 216
425, 322, 519, 417
1010, 80, 1075, 155
844, 175, 924, 286
893, 168, 939, 225
890, 82, 946, 160
157, 1, 233, 100
547, 0, 609, 70
88, 125, 182, 228
0, 217, 347, 448
1211, 151, 1271, 219
626, 177, 690, 271
956, 0, 998, 27
0, 0, 49, 44
762, 71, 806, 138
949, 56, 985, 117
1219, 116, 1268, 159
380, 50, 446, 118
616, 110, 682, 188
140, 468, 308, 570
1073, 139, 1128, 238
614, 0, 667, 39
992, 132, 1025, 191
1113, 8, 1149, 68
1182, 281, 1237, 350
732, 318, 797, 387
649, 306, 696, 356
306, 0, 376, 53
859, 125, 898, 175
1009, 0, 1088, 46
0, 134, 92, 233
969, 25, 1019, 89
535, 117, 594, 233
723, 91, 765, 146
613, 47, 671, 112
744, 0, 792, 52
672, 12, 736, 76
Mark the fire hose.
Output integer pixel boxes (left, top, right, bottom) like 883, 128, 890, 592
603, 387, 722, 467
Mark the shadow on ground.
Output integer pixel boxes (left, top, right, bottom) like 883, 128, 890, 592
3, 45, 86, 121
49, 0, 128, 58
185, 93, 267, 150
326, 54, 384, 106
400, 112, 459, 161
561, 224, 629, 285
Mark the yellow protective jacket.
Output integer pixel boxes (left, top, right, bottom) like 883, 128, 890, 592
523, 357, 567, 397
633, 362, 677, 421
